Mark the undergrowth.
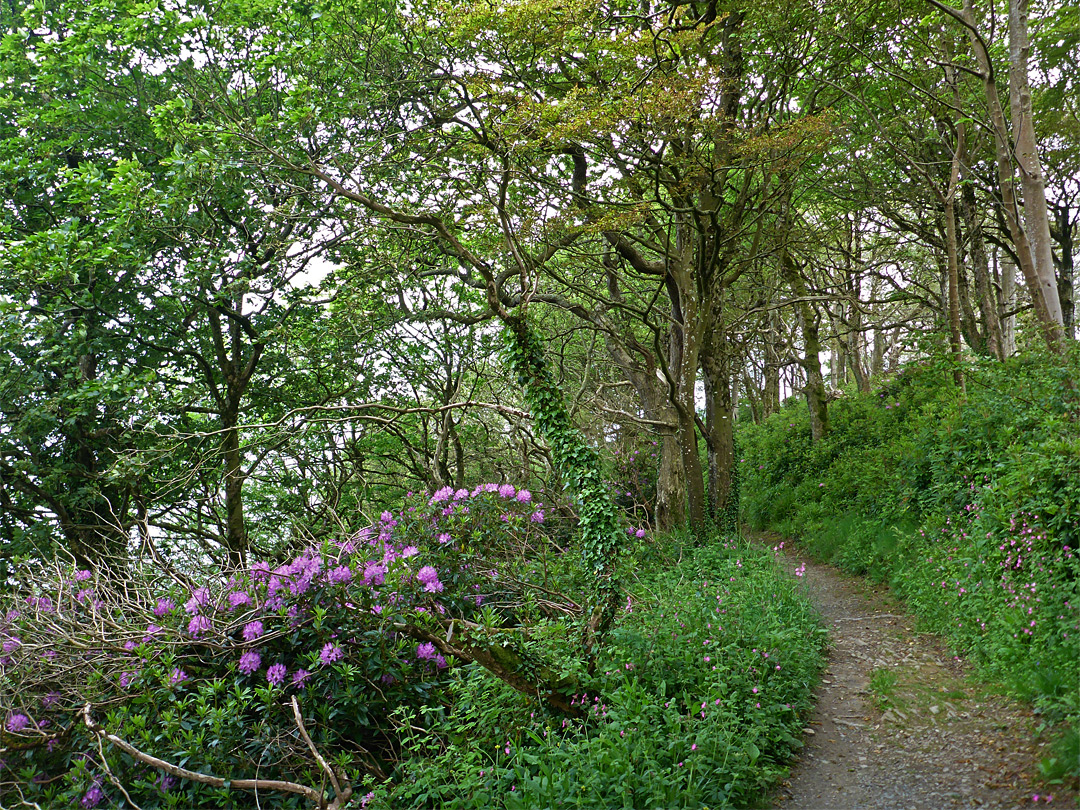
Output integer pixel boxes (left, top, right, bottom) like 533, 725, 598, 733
371, 534, 827, 809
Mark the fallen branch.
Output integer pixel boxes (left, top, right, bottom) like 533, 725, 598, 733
396, 623, 583, 717
80, 704, 348, 808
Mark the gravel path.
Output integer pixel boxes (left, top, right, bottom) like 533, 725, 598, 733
764, 538, 1078, 810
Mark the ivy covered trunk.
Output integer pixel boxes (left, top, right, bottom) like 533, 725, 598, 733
503, 315, 623, 656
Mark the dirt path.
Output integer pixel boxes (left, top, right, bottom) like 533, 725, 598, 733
765, 539, 1077, 810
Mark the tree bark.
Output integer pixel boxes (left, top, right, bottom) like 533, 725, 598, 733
944, 198, 967, 392
665, 267, 707, 530
952, 0, 1065, 353
783, 256, 829, 441
700, 332, 736, 525
764, 309, 782, 416
222, 408, 248, 568
999, 252, 1018, 356
1007, 0, 1064, 327
1053, 200, 1076, 338
960, 182, 1004, 359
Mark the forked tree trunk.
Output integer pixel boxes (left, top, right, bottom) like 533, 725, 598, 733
700, 333, 737, 526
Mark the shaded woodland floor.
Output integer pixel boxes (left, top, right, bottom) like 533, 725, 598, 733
760, 535, 1079, 810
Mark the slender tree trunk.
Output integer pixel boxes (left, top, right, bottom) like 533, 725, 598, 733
222, 408, 248, 567
783, 256, 829, 441
700, 334, 736, 526
847, 309, 871, 394
960, 182, 1004, 359
958, 0, 1064, 353
886, 326, 904, 371
955, 239, 984, 355
764, 310, 781, 416
1054, 201, 1076, 338
944, 198, 967, 392
872, 323, 886, 378
999, 253, 1018, 356
1008, 0, 1064, 327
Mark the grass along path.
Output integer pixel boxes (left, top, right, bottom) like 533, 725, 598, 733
760, 534, 1078, 810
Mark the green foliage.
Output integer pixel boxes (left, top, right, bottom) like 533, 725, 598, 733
740, 349, 1080, 776
375, 535, 826, 809
504, 318, 624, 643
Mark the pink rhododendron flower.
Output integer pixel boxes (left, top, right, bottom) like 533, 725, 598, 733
417, 566, 444, 593
187, 615, 211, 636
267, 663, 287, 686
238, 650, 261, 675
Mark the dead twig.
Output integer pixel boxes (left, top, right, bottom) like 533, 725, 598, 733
80, 704, 341, 807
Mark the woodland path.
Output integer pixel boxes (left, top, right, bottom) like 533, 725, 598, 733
760, 535, 1077, 810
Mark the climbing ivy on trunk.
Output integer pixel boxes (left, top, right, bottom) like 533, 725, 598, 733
503, 316, 623, 657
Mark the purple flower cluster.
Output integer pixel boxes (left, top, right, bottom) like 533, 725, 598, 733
327, 565, 352, 585
238, 650, 261, 675
25, 595, 53, 612
80, 781, 104, 808
185, 587, 210, 615
416, 642, 448, 669
417, 566, 444, 593
267, 663, 287, 685
187, 614, 211, 636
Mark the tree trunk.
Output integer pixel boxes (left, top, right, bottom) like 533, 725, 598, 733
503, 316, 623, 654
665, 269, 706, 530
999, 252, 1018, 356
1054, 201, 1075, 338
958, 0, 1064, 353
960, 182, 1004, 359
655, 431, 687, 532
944, 198, 967, 392
1007, 0, 1064, 328
764, 310, 781, 416
783, 256, 829, 441
955, 237, 984, 355
700, 334, 736, 526
594, 325, 685, 533
222, 408, 248, 567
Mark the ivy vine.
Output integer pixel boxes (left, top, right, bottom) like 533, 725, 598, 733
503, 316, 622, 655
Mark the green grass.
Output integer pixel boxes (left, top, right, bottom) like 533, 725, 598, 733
868, 668, 899, 711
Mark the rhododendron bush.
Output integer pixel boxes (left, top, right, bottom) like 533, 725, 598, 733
0, 484, 598, 808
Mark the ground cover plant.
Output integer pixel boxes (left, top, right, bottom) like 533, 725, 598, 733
739, 349, 1080, 782
380, 535, 825, 809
